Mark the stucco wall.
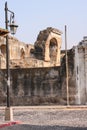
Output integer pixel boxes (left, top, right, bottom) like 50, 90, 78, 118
75, 46, 87, 105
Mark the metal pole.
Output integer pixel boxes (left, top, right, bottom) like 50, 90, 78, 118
5, 2, 10, 107
65, 25, 69, 106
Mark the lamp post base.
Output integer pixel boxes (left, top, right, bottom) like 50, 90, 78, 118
5, 107, 13, 121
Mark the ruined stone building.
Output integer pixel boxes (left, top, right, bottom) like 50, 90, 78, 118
0, 27, 87, 106
0, 36, 34, 68
0, 27, 62, 69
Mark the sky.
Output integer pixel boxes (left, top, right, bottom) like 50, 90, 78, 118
0, 0, 87, 49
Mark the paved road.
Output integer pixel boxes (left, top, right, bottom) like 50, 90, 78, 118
0, 107, 87, 129
1, 124, 87, 130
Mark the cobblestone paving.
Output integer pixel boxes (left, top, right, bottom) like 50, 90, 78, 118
0, 108, 87, 129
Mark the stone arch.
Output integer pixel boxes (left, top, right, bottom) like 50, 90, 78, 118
34, 27, 62, 66
44, 32, 61, 65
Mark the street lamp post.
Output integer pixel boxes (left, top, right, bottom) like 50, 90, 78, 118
5, 1, 18, 121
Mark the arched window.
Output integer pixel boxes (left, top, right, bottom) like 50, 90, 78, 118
0, 45, 6, 57
49, 38, 58, 61
21, 48, 25, 59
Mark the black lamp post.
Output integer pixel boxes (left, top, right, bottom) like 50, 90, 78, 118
5, 2, 18, 108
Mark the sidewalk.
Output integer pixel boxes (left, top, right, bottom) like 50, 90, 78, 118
0, 105, 87, 111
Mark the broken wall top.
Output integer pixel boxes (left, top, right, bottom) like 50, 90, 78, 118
35, 27, 62, 47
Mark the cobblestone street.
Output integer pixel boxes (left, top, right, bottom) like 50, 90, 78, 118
0, 106, 87, 129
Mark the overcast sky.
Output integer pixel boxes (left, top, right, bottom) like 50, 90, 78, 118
0, 0, 87, 49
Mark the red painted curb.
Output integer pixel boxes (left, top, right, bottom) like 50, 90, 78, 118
0, 121, 21, 128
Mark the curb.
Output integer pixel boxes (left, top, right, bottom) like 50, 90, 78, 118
0, 121, 21, 128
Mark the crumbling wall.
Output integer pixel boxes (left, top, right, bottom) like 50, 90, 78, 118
60, 49, 76, 104
0, 49, 76, 106
0, 27, 62, 69
0, 36, 34, 69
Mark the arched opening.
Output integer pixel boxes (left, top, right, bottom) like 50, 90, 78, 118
49, 38, 58, 62
20, 48, 25, 59
0, 45, 6, 57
